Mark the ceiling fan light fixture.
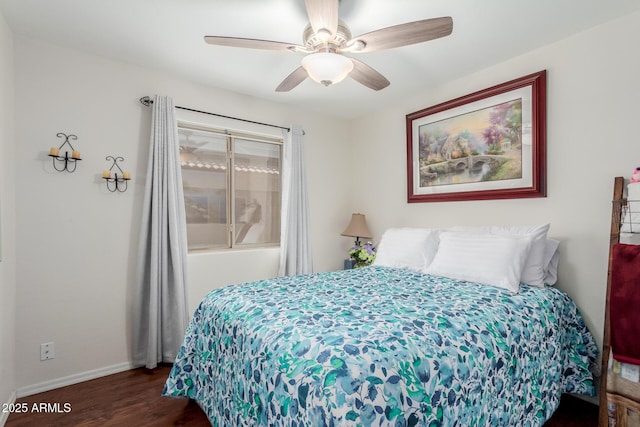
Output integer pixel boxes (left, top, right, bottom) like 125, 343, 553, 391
301, 52, 354, 86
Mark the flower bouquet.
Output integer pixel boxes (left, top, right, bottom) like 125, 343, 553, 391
349, 241, 376, 268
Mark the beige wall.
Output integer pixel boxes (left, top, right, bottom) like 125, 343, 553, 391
348, 10, 640, 358
11, 36, 351, 394
0, 7, 16, 422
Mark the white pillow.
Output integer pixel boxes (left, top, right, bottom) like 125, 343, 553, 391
450, 224, 550, 288
490, 224, 550, 288
543, 239, 560, 285
373, 228, 440, 271
424, 231, 534, 292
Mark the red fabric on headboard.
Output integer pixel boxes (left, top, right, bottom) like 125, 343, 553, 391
610, 243, 640, 365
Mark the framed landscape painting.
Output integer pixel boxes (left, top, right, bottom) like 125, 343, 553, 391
406, 70, 546, 203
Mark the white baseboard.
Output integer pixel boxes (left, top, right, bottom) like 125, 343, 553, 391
0, 390, 17, 427
16, 361, 141, 398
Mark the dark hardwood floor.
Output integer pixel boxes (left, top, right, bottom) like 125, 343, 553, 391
6, 365, 598, 426
6, 365, 209, 427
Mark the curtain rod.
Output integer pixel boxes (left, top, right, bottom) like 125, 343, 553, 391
139, 96, 290, 132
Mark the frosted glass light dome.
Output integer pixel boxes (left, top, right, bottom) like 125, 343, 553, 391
301, 52, 354, 86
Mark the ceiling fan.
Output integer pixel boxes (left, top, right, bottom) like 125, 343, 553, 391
204, 0, 453, 92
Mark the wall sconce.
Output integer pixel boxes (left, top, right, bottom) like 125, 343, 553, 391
49, 132, 81, 173
102, 156, 131, 193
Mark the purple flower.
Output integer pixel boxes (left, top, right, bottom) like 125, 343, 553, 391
348, 241, 377, 267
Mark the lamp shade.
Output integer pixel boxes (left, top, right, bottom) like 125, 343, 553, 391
301, 52, 354, 87
341, 213, 372, 239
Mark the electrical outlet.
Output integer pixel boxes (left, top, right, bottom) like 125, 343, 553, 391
40, 342, 55, 361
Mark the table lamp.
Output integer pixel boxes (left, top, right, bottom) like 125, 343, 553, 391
341, 213, 372, 247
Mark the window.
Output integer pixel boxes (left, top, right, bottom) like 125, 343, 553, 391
178, 123, 282, 251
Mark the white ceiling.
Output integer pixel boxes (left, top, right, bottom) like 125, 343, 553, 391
1, 0, 640, 119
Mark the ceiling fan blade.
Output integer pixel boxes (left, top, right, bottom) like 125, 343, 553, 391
304, 0, 339, 37
351, 17, 453, 53
349, 58, 390, 91
275, 66, 308, 92
204, 36, 302, 52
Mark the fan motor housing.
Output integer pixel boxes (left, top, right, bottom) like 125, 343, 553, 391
302, 20, 352, 51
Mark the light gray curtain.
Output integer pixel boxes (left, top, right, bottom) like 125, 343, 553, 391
133, 95, 189, 369
278, 125, 313, 276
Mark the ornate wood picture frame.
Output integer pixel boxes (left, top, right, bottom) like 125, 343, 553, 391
406, 70, 546, 203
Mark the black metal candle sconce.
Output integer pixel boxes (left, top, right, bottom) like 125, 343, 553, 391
49, 132, 82, 172
102, 156, 132, 193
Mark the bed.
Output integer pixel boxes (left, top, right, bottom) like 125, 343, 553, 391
163, 231, 598, 427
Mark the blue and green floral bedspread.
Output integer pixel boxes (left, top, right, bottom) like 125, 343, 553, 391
163, 266, 598, 426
